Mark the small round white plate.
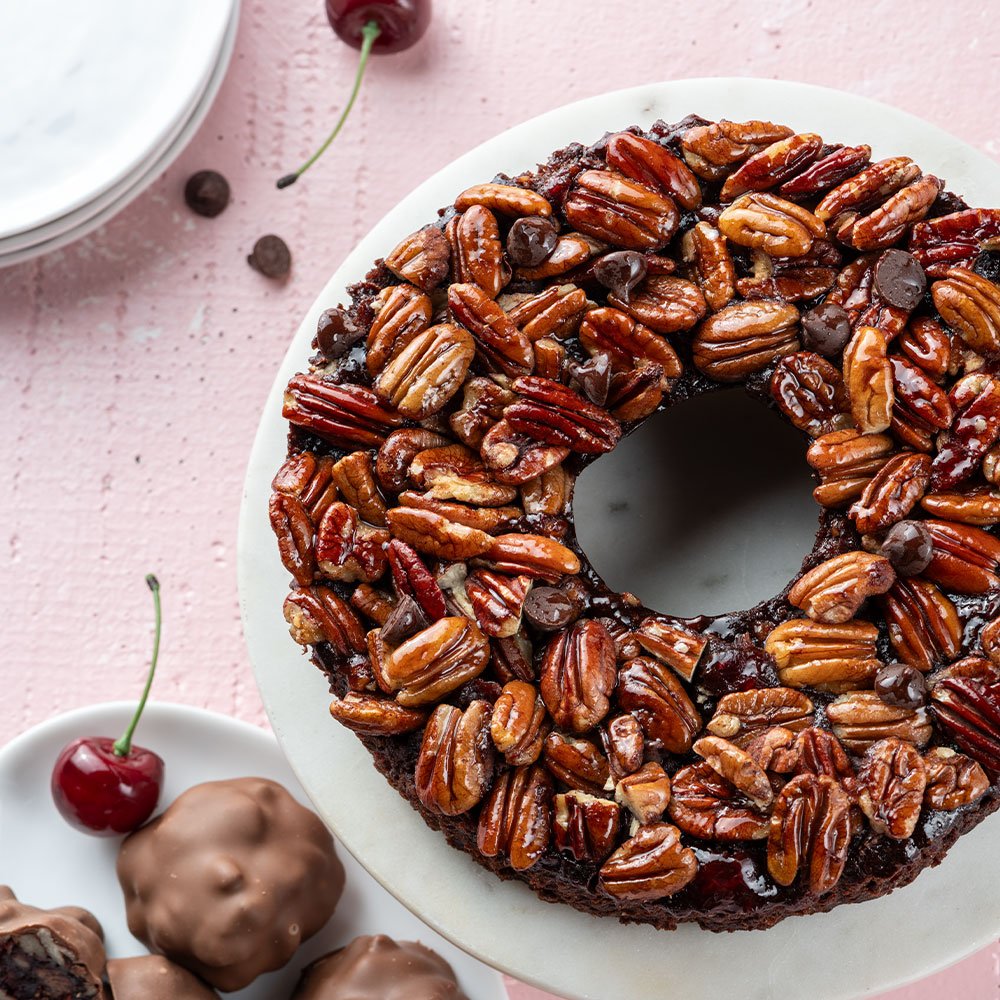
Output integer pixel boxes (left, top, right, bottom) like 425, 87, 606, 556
0, 0, 234, 240
0, 702, 506, 1000
239, 80, 1000, 1000
0, 1, 239, 267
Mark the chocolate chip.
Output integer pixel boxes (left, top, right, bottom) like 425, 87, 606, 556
799, 301, 852, 356
567, 352, 612, 406
248, 235, 292, 279
379, 594, 430, 647
184, 170, 230, 217
506, 217, 558, 268
523, 586, 579, 632
880, 520, 933, 576
594, 250, 647, 302
874, 662, 928, 710
316, 307, 362, 360
874, 250, 927, 310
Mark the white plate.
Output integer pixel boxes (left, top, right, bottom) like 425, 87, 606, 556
0, 2, 239, 267
239, 79, 1000, 1000
0, 702, 506, 1000
0, 0, 234, 240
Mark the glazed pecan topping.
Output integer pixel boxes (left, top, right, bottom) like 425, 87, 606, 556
681, 120, 793, 180
542, 731, 610, 793
553, 791, 621, 863
787, 551, 895, 624
601, 714, 645, 781
922, 518, 1000, 594
384, 226, 450, 290
706, 688, 815, 746
692, 735, 773, 810
446, 206, 505, 298
843, 326, 894, 433
807, 428, 897, 508
769, 352, 850, 438
329, 691, 428, 737
764, 618, 881, 692
283, 375, 404, 448
615, 762, 672, 825
680, 222, 736, 311
877, 576, 961, 672
490, 680, 548, 766
849, 452, 932, 534
668, 762, 769, 842
857, 737, 927, 839
932, 267, 1000, 356
606, 132, 702, 209
283, 586, 365, 654
598, 823, 698, 900
923, 747, 989, 810
718, 192, 826, 258
365, 283, 432, 375
578, 306, 682, 385
415, 701, 495, 815
272, 451, 338, 521
477, 764, 554, 870
631, 617, 707, 683
692, 300, 800, 382
827, 691, 932, 753
540, 619, 617, 733
617, 656, 702, 753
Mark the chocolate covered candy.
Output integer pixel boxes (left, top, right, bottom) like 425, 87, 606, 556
116, 777, 344, 992
107, 955, 220, 999
0, 886, 108, 1000
291, 935, 469, 1000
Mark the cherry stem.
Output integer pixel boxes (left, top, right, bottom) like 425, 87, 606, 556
113, 574, 161, 758
276, 20, 382, 189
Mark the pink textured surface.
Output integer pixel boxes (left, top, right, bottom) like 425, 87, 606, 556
2, 1, 1000, 996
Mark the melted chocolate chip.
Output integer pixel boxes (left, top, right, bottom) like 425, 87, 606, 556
594, 250, 647, 301
248, 235, 292, 278
880, 520, 933, 576
974, 250, 1000, 285
874, 249, 927, 310
506, 217, 558, 268
567, 352, 612, 406
523, 586, 579, 632
875, 662, 928, 709
184, 170, 230, 217
316, 307, 363, 360
799, 301, 852, 356
380, 594, 430, 646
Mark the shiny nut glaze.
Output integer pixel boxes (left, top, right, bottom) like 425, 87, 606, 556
272, 114, 1000, 930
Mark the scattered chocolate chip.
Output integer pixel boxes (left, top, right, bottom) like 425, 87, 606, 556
316, 307, 363, 360
880, 520, 933, 576
523, 586, 579, 632
567, 352, 612, 406
594, 250, 647, 301
184, 170, 230, 217
875, 662, 928, 710
799, 301, 852, 356
379, 594, 430, 646
506, 217, 559, 268
248, 235, 292, 279
874, 249, 927, 310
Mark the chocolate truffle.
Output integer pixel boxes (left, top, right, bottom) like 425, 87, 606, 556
0, 886, 108, 999
116, 777, 344, 992
291, 935, 469, 1000
107, 955, 220, 999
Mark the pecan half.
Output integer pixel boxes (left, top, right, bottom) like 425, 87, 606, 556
521, 464, 573, 517
606, 132, 702, 209
446, 206, 505, 298
601, 714, 645, 781
384, 616, 490, 706
877, 576, 961, 672
540, 619, 617, 732
718, 191, 826, 257
815, 157, 921, 223
771, 727, 857, 800
631, 617, 707, 683
577, 306, 682, 388
982, 616, 1000, 665
607, 276, 707, 337
779, 144, 872, 199
922, 517, 1000, 593
837, 175, 942, 251
617, 656, 701, 753
490, 680, 547, 765
269, 492, 316, 585
764, 618, 881, 692
365, 284, 432, 375
272, 451, 338, 521
667, 762, 769, 841
788, 551, 895, 624
931, 373, 1000, 490
387, 507, 492, 561
462, 569, 531, 639
331, 451, 387, 527
448, 282, 534, 376
921, 485, 1000, 525
848, 452, 932, 534
692, 300, 800, 382
598, 823, 698, 900
806, 429, 897, 508
515, 236, 591, 281
706, 688, 815, 746
409, 443, 518, 507
373, 323, 475, 419
770, 352, 850, 437
375, 428, 452, 492
448, 377, 515, 449
827, 691, 933, 753
553, 791, 621, 863
693, 735, 773, 809
931, 676, 1000, 775
897, 316, 952, 381
283, 586, 366, 654
680, 222, 736, 311
857, 737, 926, 838
283, 375, 404, 447
315, 502, 389, 583
542, 731, 610, 793
923, 746, 989, 810
889, 356, 953, 452
720, 132, 824, 202
396, 491, 521, 536
505, 376, 622, 454
387, 539, 447, 619
932, 267, 1000, 356
767, 774, 850, 894
607, 366, 664, 422
682, 120, 794, 181
455, 183, 552, 217
415, 701, 495, 815
615, 762, 672, 825
843, 326, 894, 433
480, 419, 569, 486
384, 226, 450, 290
477, 764, 553, 870
350, 583, 394, 627
564, 169, 679, 250
329, 691, 427, 736
909, 208, 1000, 276
483, 532, 580, 582
506, 284, 589, 342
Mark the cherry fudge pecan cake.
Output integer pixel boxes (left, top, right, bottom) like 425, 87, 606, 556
269, 116, 1000, 931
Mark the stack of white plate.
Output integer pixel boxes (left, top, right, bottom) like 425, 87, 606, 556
0, 0, 239, 268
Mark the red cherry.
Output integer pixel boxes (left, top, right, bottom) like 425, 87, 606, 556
51, 737, 164, 836
276, 0, 432, 188
326, 0, 431, 53
51, 574, 165, 836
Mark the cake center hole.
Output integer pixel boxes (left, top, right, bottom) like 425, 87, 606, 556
573, 389, 820, 618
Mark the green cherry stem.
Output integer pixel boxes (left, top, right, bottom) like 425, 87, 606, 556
113, 574, 161, 758
276, 20, 382, 189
